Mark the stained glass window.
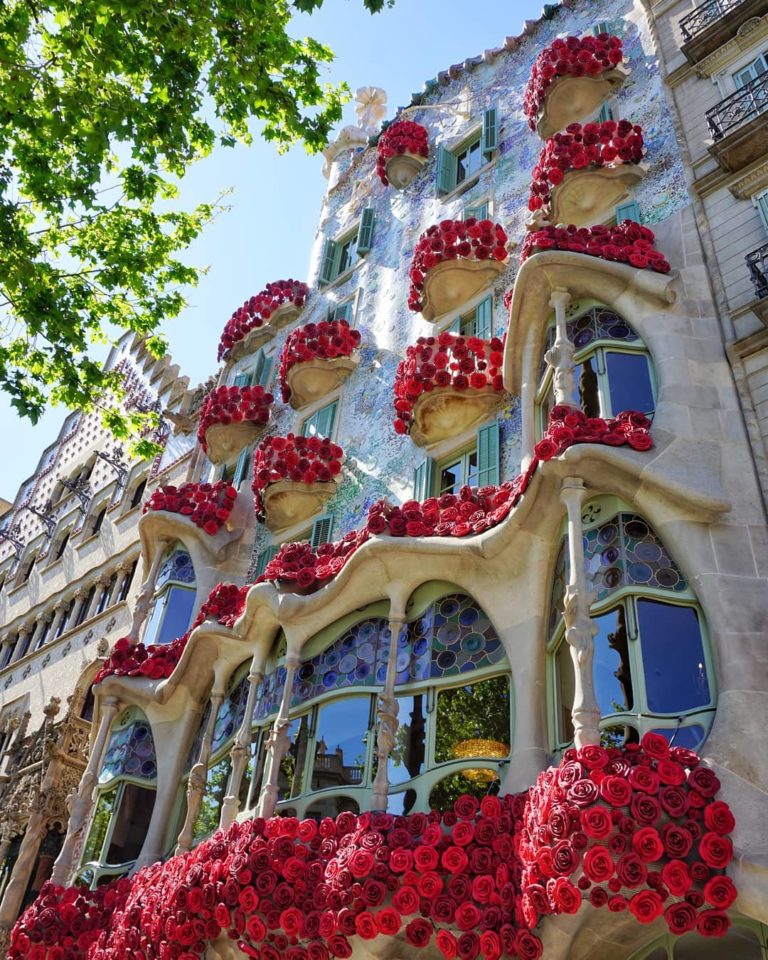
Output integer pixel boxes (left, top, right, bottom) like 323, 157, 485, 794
99, 718, 157, 783
155, 548, 195, 590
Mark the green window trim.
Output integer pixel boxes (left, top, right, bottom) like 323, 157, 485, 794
331, 302, 354, 324
436, 145, 457, 196
616, 199, 641, 224
320, 238, 338, 286
413, 458, 434, 500
301, 399, 338, 439
476, 422, 500, 487
254, 545, 279, 579
356, 207, 375, 254
232, 448, 250, 488
482, 107, 498, 157
310, 515, 334, 550
756, 192, 768, 235
449, 295, 493, 338
464, 200, 490, 221
597, 101, 613, 124
593, 20, 611, 36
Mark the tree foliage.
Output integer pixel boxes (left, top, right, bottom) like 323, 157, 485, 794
0, 0, 389, 454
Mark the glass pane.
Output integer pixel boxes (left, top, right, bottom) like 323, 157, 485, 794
605, 352, 655, 416
638, 601, 709, 713
278, 715, 311, 800
311, 698, 369, 790
601, 723, 639, 749
435, 676, 510, 764
100, 720, 156, 783
193, 759, 231, 843
388, 789, 418, 815
143, 595, 165, 645
388, 694, 426, 785
556, 642, 575, 745
82, 790, 117, 863
438, 460, 463, 496
674, 925, 762, 960
652, 725, 706, 751
593, 607, 633, 715
105, 784, 155, 865
429, 771, 497, 810
337, 237, 357, 275
305, 796, 360, 821
466, 450, 479, 487
156, 587, 196, 645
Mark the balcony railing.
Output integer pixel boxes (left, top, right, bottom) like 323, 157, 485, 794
681, 0, 745, 41
706, 73, 768, 140
747, 242, 768, 299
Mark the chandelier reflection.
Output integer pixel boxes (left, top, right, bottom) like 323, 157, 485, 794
452, 737, 509, 782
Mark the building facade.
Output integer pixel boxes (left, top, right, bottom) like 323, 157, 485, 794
7, 2, 768, 959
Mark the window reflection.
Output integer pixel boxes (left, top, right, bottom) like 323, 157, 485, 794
429, 770, 498, 810
606, 352, 655, 416
387, 694, 426, 786
456, 139, 483, 184
193, 759, 230, 843
278, 715, 311, 800
593, 607, 633, 716
311, 698, 369, 791
105, 784, 155, 864
305, 796, 360, 821
435, 676, 510, 765
638, 601, 709, 713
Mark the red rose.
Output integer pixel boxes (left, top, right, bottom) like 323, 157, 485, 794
662, 824, 694, 859
583, 846, 614, 884
374, 908, 400, 936
632, 827, 664, 862
688, 766, 720, 798
392, 886, 419, 915
704, 801, 735, 835
550, 877, 581, 914
442, 845, 469, 874
661, 859, 691, 896
628, 890, 663, 924
327, 934, 353, 958
664, 901, 697, 935
699, 832, 733, 868
515, 931, 543, 960
616, 854, 647, 888
600, 776, 632, 806
697, 909, 731, 937
703, 875, 737, 909
405, 918, 432, 949
437, 930, 459, 959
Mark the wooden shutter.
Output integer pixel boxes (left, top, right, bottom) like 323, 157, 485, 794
233, 449, 250, 488
449, 316, 462, 334
483, 107, 498, 157
357, 208, 375, 254
310, 515, 334, 550
476, 422, 500, 487
332, 302, 353, 324
413, 458, 434, 500
436, 146, 457, 196
615, 200, 641, 224
474, 295, 492, 339
253, 350, 273, 389
464, 200, 490, 221
320, 238, 338, 285
593, 21, 611, 36
756, 193, 768, 234
254, 545, 279, 578
233, 371, 251, 387
304, 401, 338, 439
597, 102, 613, 124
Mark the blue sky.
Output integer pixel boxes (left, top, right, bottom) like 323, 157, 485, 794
0, 0, 543, 498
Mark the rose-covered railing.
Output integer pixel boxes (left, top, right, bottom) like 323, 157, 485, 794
393, 332, 505, 444
197, 385, 273, 464
408, 219, 509, 319
279, 320, 361, 408
217, 280, 310, 362
93, 583, 248, 685
521, 221, 672, 274
10, 736, 736, 960
257, 409, 653, 595
142, 481, 238, 536
524, 33, 625, 132
376, 119, 430, 188
252, 434, 344, 528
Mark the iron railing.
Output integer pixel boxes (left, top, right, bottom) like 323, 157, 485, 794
747, 242, 768, 299
706, 72, 768, 140
680, 0, 745, 42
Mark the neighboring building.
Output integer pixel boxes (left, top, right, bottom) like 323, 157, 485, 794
7, 3, 768, 960
0, 335, 195, 944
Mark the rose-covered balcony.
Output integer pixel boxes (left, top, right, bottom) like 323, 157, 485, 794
217, 280, 309, 363
252, 434, 344, 531
528, 121, 646, 228
393, 332, 505, 446
524, 33, 629, 139
279, 319, 361, 410
408, 219, 509, 321
10, 735, 738, 960
376, 119, 430, 189
197, 384, 273, 465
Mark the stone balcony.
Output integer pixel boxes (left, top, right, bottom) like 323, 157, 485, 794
680, 0, 768, 64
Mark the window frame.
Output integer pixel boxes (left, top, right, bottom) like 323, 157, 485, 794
434, 444, 480, 497
319, 209, 376, 288
301, 398, 339, 440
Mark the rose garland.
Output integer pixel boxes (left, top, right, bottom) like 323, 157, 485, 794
142, 481, 238, 536
523, 33, 624, 130
197, 385, 273, 453
376, 120, 430, 186
279, 320, 362, 403
393, 332, 505, 435
252, 434, 344, 521
11, 740, 735, 960
521, 221, 671, 273
529, 120, 644, 211
534, 407, 652, 460
93, 583, 249, 685
217, 280, 310, 362
408, 219, 509, 313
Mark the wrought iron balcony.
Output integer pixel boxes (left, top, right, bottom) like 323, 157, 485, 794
680, 0, 768, 62
747, 242, 768, 300
707, 73, 768, 141
681, 0, 744, 41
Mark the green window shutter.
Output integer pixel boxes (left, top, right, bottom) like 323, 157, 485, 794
310, 515, 334, 550
255, 545, 279, 578
449, 316, 462, 334
474, 295, 492, 339
233, 372, 250, 388
253, 351, 273, 389
482, 107, 498, 157
304, 400, 338, 438
615, 200, 641, 224
593, 21, 610, 36
356, 208, 375, 255
320, 238, 338, 285
464, 201, 489, 221
597, 102, 613, 124
476, 422, 500, 487
436, 146, 457, 196
332, 302, 353, 324
233, 449, 250, 488
413, 458, 434, 500
757, 193, 768, 235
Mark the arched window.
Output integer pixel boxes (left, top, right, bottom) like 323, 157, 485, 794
548, 496, 715, 753
142, 546, 196, 647
129, 478, 147, 511
628, 919, 768, 959
79, 707, 157, 887
537, 303, 656, 433
51, 527, 71, 562
17, 551, 38, 585
244, 586, 512, 819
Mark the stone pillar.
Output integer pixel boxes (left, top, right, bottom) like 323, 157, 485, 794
112, 561, 133, 606
50, 696, 119, 886
9, 626, 31, 664
0, 699, 61, 936
370, 616, 407, 812
560, 477, 601, 748
175, 691, 225, 854
219, 660, 264, 831
257, 657, 299, 819
0, 637, 12, 670
544, 288, 577, 408
47, 601, 69, 645
71, 587, 88, 627
129, 540, 169, 640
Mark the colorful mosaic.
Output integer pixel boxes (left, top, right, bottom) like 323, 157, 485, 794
156, 548, 195, 590
99, 720, 157, 783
